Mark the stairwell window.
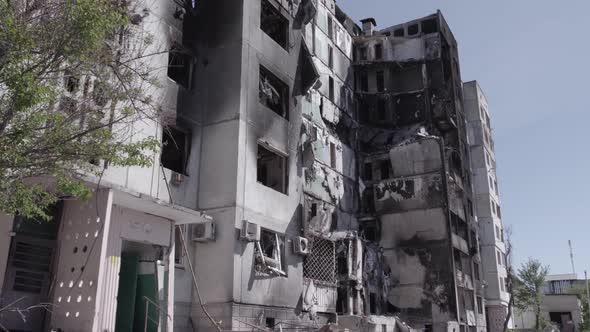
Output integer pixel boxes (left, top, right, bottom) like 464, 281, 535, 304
260, 0, 288, 50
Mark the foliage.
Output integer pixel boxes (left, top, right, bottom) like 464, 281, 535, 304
514, 258, 550, 330
568, 283, 590, 331
0, 0, 165, 220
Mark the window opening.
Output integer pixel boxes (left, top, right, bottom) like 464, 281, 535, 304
376, 71, 385, 92
360, 72, 369, 91
161, 126, 190, 175
256, 229, 286, 276
330, 142, 337, 168
168, 43, 192, 88
379, 160, 391, 180
261, 0, 289, 49
374, 44, 383, 60
421, 18, 438, 34
257, 144, 289, 194
328, 76, 335, 102
259, 65, 289, 119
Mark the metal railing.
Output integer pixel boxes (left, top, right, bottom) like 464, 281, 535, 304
143, 296, 171, 332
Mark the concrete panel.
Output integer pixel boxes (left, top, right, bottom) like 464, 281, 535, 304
198, 120, 240, 209
379, 208, 448, 248
374, 173, 444, 213
389, 138, 442, 178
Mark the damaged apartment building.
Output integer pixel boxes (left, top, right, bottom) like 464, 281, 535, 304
0, 1, 499, 332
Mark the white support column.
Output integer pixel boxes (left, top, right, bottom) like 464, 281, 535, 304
166, 232, 175, 332
0, 213, 14, 295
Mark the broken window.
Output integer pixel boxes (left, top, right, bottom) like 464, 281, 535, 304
360, 219, 378, 241
377, 98, 386, 121
359, 47, 367, 61
362, 190, 375, 213
407, 23, 419, 35
476, 297, 483, 314
360, 72, 369, 91
303, 237, 336, 284
454, 249, 463, 272
265, 317, 275, 329
369, 293, 378, 314
330, 142, 337, 168
374, 43, 383, 60
379, 160, 391, 180
256, 229, 286, 276
257, 144, 288, 194
467, 199, 474, 217
259, 65, 289, 119
168, 43, 192, 88
376, 71, 385, 92
393, 28, 404, 37
363, 162, 373, 180
328, 76, 335, 102
64, 71, 80, 93
161, 126, 190, 175
260, 0, 289, 50
327, 15, 333, 40
473, 262, 480, 280
328, 45, 334, 69
421, 18, 438, 34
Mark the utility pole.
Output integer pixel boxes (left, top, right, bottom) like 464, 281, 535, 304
569, 240, 576, 274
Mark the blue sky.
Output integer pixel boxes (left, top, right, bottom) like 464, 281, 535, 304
336, 0, 590, 276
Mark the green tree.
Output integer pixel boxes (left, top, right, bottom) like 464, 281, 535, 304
568, 283, 590, 331
0, 0, 166, 219
514, 258, 549, 330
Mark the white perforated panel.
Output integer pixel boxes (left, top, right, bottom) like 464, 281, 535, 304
50, 189, 112, 332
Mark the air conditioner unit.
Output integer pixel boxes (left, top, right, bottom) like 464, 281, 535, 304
191, 221, 215, 242
293, 236, 310, 255
240, 220, 260, 242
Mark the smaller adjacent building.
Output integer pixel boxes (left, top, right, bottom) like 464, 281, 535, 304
513, 274, 584, 332
464, 81, 508, 332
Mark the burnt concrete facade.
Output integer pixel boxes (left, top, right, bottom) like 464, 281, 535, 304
0, 2, 500, 332
354, 12, 486, 332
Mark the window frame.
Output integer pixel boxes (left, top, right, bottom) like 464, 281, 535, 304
259, 65, 290, 120
161, 126, 191, 175
260, 0, 289, 50
256, 143, 289, 195
256, 228, 287, 276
